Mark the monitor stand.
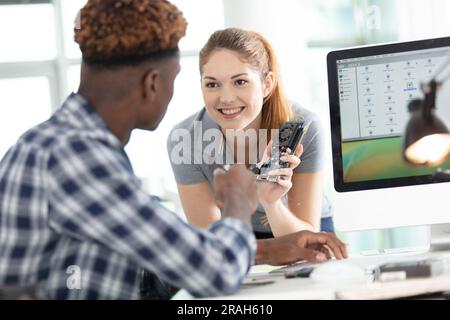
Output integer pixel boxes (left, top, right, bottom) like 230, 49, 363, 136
341, 225, 431, 257
430, 223, 450, 252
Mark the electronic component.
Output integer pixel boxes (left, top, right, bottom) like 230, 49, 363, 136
253, 120, 310, 182
374, 258, 445, 282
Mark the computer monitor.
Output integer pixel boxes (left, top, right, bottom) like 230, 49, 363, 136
327, 37, 450, 252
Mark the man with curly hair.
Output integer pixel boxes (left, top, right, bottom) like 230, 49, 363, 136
0, 0, 259, 299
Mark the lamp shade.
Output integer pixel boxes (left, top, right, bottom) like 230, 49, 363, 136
403, 109, 450, 166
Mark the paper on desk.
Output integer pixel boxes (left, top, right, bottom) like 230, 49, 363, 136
248, 264, 284, 276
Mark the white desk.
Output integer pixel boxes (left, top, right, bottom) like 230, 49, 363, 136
173, 250, 450, 300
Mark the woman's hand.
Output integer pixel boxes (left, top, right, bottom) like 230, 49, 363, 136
256, 141, 303, 208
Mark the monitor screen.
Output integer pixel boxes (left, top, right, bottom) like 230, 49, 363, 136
327, 37, 450, 235
328, 37, 450, 192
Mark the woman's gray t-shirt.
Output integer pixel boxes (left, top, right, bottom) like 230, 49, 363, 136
167, 104, 332, 233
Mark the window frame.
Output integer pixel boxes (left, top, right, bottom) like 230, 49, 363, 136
0, 0, 51, 5
0, 0, 72, 112
0, 0, 210, 113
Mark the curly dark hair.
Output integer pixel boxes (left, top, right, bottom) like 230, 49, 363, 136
74, 0, 187, 66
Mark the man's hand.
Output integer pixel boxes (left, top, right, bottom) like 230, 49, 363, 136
256, 231, 348, 265
214, 165, 258, 227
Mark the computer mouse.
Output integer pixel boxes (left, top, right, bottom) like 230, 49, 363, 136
310, 261, 367, 285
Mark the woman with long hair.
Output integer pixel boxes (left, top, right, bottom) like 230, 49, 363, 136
167, 28, 337, 260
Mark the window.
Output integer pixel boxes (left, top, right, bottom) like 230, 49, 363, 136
171, 0, 225, 52
0, 3, 56, 62
61, 0, 87, 59
0, 77, 51, 157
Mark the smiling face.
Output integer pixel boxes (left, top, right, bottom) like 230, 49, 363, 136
201, 49, 273, 131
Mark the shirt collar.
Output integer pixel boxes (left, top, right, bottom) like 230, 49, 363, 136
59, 92, 123, 149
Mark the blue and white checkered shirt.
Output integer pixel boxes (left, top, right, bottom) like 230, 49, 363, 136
0, 93, 256, 299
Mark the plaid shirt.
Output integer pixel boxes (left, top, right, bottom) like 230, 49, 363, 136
0, 93, 256, 299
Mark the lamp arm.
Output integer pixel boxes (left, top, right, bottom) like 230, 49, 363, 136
423, 54, 450, 118
423, 79, 438, 119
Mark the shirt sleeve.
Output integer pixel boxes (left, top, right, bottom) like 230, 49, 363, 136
46, 137, 256, 297
294, 115, 326, 173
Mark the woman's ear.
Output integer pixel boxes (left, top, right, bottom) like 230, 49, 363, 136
263, 71, 276, 99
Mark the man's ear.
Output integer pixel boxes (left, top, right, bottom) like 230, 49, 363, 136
263, 71, 276, 99
143, 69, 160, 100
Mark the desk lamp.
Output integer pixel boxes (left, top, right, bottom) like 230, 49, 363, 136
403, 64, 450, 173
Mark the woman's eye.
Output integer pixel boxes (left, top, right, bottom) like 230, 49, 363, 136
235, 79, 247, 86
205, 82, 218, 89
